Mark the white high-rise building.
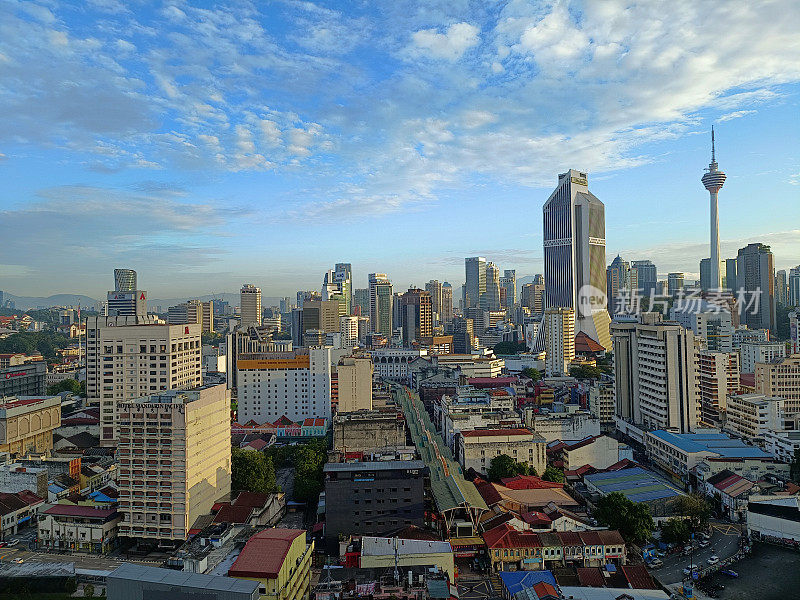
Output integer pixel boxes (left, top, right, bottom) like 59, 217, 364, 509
85, 315, 202, 445
740, 341, 785, 374
543, 170, 611, 349
544, 307, 575, 377
236, 347, 332, 423
107, 268, 147, 317
340, 315, 359, 348
697, 350, 740, 426
671, 300, 733, 352
611, 313, 698, 433
240, 284, 262, 328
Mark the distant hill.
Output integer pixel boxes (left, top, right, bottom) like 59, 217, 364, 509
5, 293, 100, 310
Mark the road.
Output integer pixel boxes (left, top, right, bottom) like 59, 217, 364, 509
652, 521, 742, 585
458, 575, 502, 600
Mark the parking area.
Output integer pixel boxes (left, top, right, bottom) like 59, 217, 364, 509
651, 521, 742, 585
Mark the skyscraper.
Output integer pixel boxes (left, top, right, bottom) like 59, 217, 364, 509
500, 270, 517, 308
544, 307, 575, 376
606, 255, 637, 315
440, 282, 453, 322
240, 284, 262, 327
399, 288, 433, 345
368, 273, 393, 337
335, 263, 353, 314
483, 262, 501, 311
725, 258, 738, 291
464, 257, 486, 309
425, 280, 443, 319
701, 127, 726, 290
107, 269, 147, 317
353, 288, 370, 317
736, 243, 776, 332
667, 273, 685, 296
789, 266, 800, 307
776, 270, 788, 307
543, 169, 611, 349
631, 260, 657, 296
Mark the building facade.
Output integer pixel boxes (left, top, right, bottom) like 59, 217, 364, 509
736, 243, 776, 332
337, 357, 373, 413
458, 428, 547, 476
543, 307, 575, 377
0, 395, 61, 456
240, 284, 262, 328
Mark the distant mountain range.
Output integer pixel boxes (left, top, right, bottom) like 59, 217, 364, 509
4, 292, 286, 312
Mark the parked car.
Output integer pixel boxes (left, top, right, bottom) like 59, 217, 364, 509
699, 540, 711, 548
707, 555, 720, 565
648, 559, 664, 569
7, 539, 19, 547
0, 542, 7, 548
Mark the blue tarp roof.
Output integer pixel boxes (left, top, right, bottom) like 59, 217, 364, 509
498, 570, 557, 595
585, 467, 683, 503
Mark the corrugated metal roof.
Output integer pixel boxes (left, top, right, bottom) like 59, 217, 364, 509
108, 563, 258, 593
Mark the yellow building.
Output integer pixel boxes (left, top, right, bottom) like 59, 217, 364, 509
336, 357, 373, 413
228, 528, 313, 600
755, 354, 800, 414
0, 395, 61, 455
359, 536, 455, 582
116, 383, 231, 542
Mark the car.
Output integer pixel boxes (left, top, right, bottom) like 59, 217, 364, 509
648, 559, 664, 569
7, 540, 19, 547
12, 558, 23, 564
707, 555, 720, 565
699, 540, 711, 548
0, 542, 7, 548
683, 565, 698, 576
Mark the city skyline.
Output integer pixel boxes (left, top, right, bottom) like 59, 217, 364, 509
2, 1, 800, 298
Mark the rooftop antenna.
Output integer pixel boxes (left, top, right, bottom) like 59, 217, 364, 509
711, 125, 716, 164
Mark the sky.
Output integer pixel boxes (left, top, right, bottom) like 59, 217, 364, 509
1, 0, 800, 300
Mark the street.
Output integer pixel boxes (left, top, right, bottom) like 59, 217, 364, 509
651, 521, 742, 585
458, 575, 502, 600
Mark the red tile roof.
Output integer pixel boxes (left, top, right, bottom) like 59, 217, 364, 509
574, 331, 605, 353
597, 529, 625, 546
576, 567, 606, 587
228, 529, 306, 579
621, 564, 659, 589
15, 490, 44, 506
213, 504, 254, 524
461, 428, 533, 438
244, 438, 269, 451
467, 377, 518, 385
233, 492, 271, 509
520, 511, 552, 526
474, 479, 503, 506
501, 475, 563, 490
556, 531, 582, 546
578, 530, 603, 546
532, 581, 559, 599
43, 505, 117, 519
482, 523, 543, 550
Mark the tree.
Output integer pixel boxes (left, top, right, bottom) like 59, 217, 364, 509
661, 517, 691, 545
47, 378, 82, 396
201, 331, 225, 347
231, 448, 277, 494
493, 341, 527, 356
595, 492, 654, 543
542, 466, 565, 483
569, 366, 604, 380
521, 367, 542, 382
672, 494, 711, 530
83, 583, 95, 598
293, 439, 328, 503
487, 454, 532, 482
790, 448, 800, 483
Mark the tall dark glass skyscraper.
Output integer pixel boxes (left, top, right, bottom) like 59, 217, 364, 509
543, 169, 611, 349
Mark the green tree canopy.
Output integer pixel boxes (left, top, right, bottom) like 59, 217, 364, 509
493, 341, 528, 356
293, 439, 328, 503
595, 492, 654, 543
521, 367, 542, 382
487, 454, 535, 481
569, 365, 604, 380
47, 378, 82, 396
542, 465, 565, 483
0, 331, 72, 360
661, 517, 691, 545
231, 447, 277, 494
671, 493, 711, 530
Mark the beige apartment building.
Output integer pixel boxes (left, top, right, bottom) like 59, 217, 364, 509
86, 316, 202, 446
168, 300, 214, 333
697, 350, 740, 426
755, 354, 800, 414
725, 394, 785, 441
115, 383, 231, 542
458, 428, 547, 476
336, 357, 373, 413
544, 307, 575, 376
0, 395, 61, 455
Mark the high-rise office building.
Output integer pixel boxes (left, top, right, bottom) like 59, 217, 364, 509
671, 300, 733, 352
168, 300, 214, 333
611, 313, 698, 433
606, 255, 638, 315
790, 266, 800, 307
500, 270, 517, 309
336, 357, 373, 413
107, 269, 147, 317
368, 273, 393, 337
543, 169, 611, 349
323, 265, 352, 315
736, 243, 776, 332
425, 280, 443, 320
85, 315, 202, 446
701, 127, 726, 290
452, 317, 474, 354
700, 258, 722, 292
521, 275, 545, 315
340, 315, 359, 348
632, 260, 657, 296
440, 282, 453, 323
236, 347, 332, 423
724, 258, 738, 291
353, 288, 370, 317
464, 257, 486, 310
240, 284, 262, 328
398, 288, 433, 345
301, 299, 343, 335
483, 262, 501, 311
544, 307, 575, 376
116, 383, 230, 542
667, 273, 685, 296
776, 270, 788, 307
697, 351, 740, 426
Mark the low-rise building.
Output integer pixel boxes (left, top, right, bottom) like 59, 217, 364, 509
108, 563, 259, 600
0, 490, 43, 540
583, 467, 683, 520
359, 536, 455, 582
459, 429, 546, 476
696, 469, 756, 521
524, 408, 600, 443
0, 463, 49, 497
37, 504, 122, 554
747, 496, 800, 545
332, 409, 406, 454
588, 382, 615, 430
0, 361, 47, 398
725, 394, 786, 441
557, 436, 632, 471
763, 429, 800, 464
434, 354, 504, 378
0, 395, 61, 455
228, 528, 314, 600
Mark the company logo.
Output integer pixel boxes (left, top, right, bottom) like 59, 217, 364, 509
571, 176, 588, 186
578, 285, 607, 317
140, 292, 146, 300
184, 327, 190, 334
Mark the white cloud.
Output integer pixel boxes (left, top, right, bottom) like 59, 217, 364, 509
407, 22, 480, 61
715, 110, 756, 122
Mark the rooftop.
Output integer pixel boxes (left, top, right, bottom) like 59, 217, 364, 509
324, 460, 425, 472
43, 504, 118, 519
360, 536, 452, 556
648, 430, 771, 459
109, 563, 258, 594
461, 428, 538, 438
584, 467, 683, 503
228, 528, 306, 579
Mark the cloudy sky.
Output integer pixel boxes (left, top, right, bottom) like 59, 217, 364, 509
2, 0, 799, 299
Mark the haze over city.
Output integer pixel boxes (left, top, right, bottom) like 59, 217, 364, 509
2, 0, 800, 298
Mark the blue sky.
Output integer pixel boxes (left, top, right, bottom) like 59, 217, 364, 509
1, 0, 799, 299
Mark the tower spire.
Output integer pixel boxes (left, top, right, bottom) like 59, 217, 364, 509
711, 125, 715, 164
